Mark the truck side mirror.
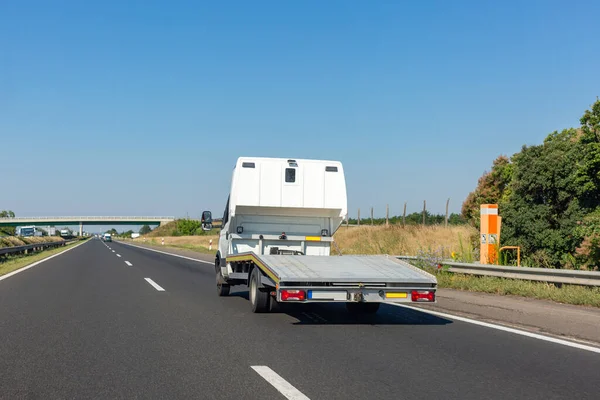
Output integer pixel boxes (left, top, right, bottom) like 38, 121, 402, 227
201, 211, 213, 231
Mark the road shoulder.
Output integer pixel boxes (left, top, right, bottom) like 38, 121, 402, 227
412, 288, 600, 345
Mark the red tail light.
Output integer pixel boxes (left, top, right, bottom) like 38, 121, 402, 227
280, 289, 306, 301
411, 290, 435, 302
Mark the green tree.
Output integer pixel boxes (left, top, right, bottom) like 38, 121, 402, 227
461, 156, 513, 227
0, 210, 15, 218
0, 210, 16, 235
139, 225, 152, 235
499, 128, 586, 267
460, 98, 600, 268
575, 98, 600, 208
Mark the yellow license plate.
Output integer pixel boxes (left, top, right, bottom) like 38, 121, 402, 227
386, 292, 408, 299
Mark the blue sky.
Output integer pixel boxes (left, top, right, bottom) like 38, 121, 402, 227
2, 0, 599, 220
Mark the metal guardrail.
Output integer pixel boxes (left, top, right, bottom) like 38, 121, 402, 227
396, 256, 600, 287
0, 240, 77, 256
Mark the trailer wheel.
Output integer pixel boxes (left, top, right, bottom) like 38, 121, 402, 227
249, 268, 270, 313
346, 302, 380, 314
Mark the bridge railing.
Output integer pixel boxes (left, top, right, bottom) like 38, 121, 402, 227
0, 216, 175, 221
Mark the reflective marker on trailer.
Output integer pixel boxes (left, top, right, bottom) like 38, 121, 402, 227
411, 290, 435, 302
280, 289, 306, 301
385, 292, 408, 299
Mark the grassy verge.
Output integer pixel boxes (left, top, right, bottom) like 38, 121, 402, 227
0, 241, 81, 278
437, 272, 600, 308
123, 236, 217, 254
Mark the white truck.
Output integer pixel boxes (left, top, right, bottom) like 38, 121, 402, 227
216, 157, 437, 314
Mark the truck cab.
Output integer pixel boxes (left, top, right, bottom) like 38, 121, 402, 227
217, 157, 346, 268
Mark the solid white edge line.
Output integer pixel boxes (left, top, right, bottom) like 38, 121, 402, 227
251, 366, 310, 400
125, 261, 133, 266
390, 303, 600, 354
116, 254, 121, 257
144, 277, 165, 291
0, 240, 88, 283
118, 241, 213, 264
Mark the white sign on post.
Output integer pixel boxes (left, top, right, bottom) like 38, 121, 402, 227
481, 234, 487, 244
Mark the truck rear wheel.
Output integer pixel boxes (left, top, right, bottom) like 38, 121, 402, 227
250, 268, 270, 313
216, 258, 230, 297
217, 281, 230, 296
346, 302, 380, 315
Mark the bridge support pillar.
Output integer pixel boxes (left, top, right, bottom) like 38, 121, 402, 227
79, 222, 83, 237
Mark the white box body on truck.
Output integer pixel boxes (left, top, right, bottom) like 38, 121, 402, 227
216, 157, 437, 313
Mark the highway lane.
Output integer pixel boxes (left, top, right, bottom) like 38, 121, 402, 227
0, 239, 284, 399
1, 238, 599, 399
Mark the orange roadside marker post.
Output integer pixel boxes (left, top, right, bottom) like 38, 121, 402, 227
480, 204, 501, 264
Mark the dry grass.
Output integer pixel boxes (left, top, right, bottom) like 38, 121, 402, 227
130, 234, 220, 254
333, 224, 477, 257
0, 236, 65, 248
134, 224, 477, 257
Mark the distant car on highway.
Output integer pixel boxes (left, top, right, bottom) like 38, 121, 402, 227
103, 233, 112, 242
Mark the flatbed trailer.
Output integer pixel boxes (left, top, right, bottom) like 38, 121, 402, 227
225, 252, 437, 306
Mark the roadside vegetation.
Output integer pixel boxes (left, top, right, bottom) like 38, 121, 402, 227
333, 225, 477, 258
462, 98, 600, 270
347, 212, 465, 226
142, 219, 218, 237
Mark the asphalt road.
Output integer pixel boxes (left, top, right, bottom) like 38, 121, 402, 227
0, 239, 598, 399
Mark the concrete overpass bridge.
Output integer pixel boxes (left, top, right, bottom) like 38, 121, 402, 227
0, 216, 175, 236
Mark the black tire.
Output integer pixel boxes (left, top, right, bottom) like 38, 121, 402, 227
217, 280, 230, 296
216, 258, 230, 297
346, 302, 380, 315
249, 268, 270, 313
